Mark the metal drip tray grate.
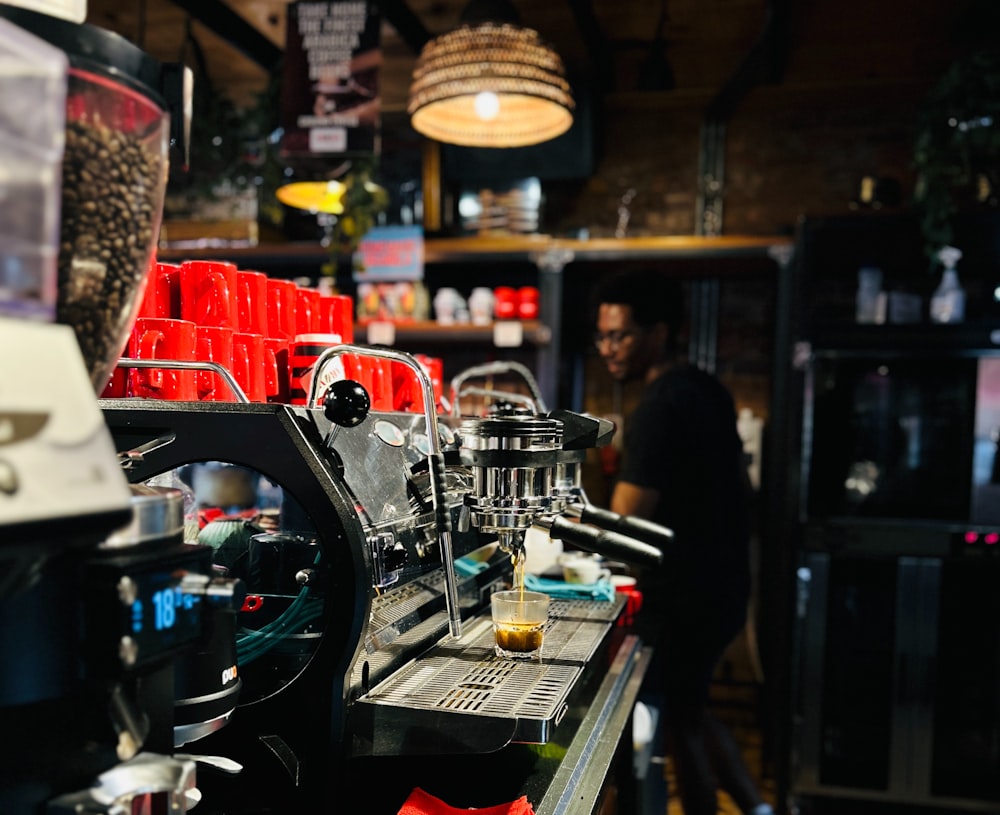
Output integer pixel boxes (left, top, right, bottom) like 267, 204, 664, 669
351, 596, 626, 755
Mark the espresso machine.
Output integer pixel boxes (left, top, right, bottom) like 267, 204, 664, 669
99, 345, 671, 812
0, 6, 246, 813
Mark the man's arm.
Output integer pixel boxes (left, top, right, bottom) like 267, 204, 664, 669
610, 480, 660, 521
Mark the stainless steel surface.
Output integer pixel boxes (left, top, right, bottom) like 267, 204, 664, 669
449, 359, 548, 415
102, 483, 183, 547
116, 357, 249, 403
459, 413, 566, 545
354, 595, 626, 754
47, 753, 198, 814
312, 343, 464, 639
456, 386, 538, 412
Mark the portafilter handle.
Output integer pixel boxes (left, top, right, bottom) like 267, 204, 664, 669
539, 515, 664, 569
566, 502, 675, 550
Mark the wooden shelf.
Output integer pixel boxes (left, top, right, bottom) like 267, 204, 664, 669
359, 320, 550, 346
157, 234, 794, 268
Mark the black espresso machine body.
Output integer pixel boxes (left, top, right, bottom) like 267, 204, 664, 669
101, 397, 498, 810
101, 361, 668, 813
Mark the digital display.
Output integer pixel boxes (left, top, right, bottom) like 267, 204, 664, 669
129, 570, 204, 661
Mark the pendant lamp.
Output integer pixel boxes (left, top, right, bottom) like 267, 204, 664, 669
276, 180, 347, 214
407, 0, 574, 148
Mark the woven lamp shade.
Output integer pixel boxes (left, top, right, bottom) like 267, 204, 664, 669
408, 22, 574, 148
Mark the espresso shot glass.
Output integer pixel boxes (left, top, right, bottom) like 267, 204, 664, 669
491, 589, 550, 660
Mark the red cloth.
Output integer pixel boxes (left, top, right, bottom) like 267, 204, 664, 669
397, 787, 535, 815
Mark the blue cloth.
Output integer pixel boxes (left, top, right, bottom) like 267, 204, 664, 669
523, 574, 616, 602
454, 557, 489, 577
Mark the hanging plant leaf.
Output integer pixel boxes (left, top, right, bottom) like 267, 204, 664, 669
913, 47, 1000, 266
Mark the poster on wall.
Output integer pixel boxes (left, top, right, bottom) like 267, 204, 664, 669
280, 0, 382, 162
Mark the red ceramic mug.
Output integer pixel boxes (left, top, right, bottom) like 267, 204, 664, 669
266, 278, 298, 340
393, 354, 444, 413
344, 356, 392, 411
319, 293, 355, 343
195, 325, 235, 402
139, 262, 182, 319
338, 354, 394, 411
392, 360, 419, 412
231, 332, 271, 402
264, 336, 291, 404
295, 286, 321, 336
290, 332, 342, 405
415, 354, 444, 412
237, 269, 269, 335
100, 365, 128, 398
493, 286, 518, 320
128, 317, 197, 400
180, 260, 239, 329
517, 286, 540, 320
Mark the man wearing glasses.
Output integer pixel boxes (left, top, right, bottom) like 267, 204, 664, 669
592, 268, 772, 815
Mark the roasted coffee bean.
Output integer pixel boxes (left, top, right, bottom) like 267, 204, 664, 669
56, 117, 165, 391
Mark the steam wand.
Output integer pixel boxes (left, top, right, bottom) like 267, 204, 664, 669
310, 345, 463, 640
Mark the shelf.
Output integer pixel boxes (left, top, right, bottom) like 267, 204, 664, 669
157, 234, 794, 268
424, 234, 793, 264
807, 319, 1000, 354
359, 319, 550, 346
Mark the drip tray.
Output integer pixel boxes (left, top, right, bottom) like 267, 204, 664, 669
349, 596, 626, 756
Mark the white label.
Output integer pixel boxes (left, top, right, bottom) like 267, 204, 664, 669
309, 127, 348, 153
367, 320, 396, 346
493, 321, 524, 348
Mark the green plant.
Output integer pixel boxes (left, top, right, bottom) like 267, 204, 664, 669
317, 159, 390, 286
913, 47, 1000, 265
165, 69, 283, 222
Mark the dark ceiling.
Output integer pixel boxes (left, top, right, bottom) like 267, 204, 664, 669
81, 0, 796, 111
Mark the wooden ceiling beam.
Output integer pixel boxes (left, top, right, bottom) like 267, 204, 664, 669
166, 0, 283, 70
375, 0, 432, 54
566, 0, 614, 90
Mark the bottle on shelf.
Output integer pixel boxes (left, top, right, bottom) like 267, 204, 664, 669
929, 245, 965, 324
855, 266, 886, 324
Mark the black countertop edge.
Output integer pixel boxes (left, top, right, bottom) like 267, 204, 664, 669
538, 634, 651, 815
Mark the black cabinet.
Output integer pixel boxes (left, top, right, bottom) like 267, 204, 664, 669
793, 548, 1000, 810
779, 211, 1000, 814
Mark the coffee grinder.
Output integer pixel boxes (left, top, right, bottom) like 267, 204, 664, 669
0, 6, 240, 812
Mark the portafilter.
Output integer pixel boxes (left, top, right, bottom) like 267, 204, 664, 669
458, 406, 667, 569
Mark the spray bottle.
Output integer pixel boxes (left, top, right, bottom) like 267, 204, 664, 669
929, 245, 965, 324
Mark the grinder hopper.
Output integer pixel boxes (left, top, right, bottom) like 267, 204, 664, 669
0, 5, 187, 394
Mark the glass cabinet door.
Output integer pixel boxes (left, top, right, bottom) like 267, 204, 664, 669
794, 553, 898, 793
931, 558, 1000, 802
818, 555, 899, 789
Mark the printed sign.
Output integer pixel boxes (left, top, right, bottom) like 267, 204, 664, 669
355, 225, 424, 281
280, 1, 381, 160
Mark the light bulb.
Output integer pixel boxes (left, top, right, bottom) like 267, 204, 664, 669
474, 91, 500, 121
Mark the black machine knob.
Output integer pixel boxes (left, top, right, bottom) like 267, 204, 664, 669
323, 379, 370, 427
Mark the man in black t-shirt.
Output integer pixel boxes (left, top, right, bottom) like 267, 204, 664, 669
593, 269, 771, 815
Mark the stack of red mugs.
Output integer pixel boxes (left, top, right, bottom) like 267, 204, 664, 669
101, 259, 354, 404
101, 258, 448, 413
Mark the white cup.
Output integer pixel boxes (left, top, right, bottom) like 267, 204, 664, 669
468, 287, 495, 325
522, 526, 563, 574
433, 287, 463, 325
562, 555, 611, 585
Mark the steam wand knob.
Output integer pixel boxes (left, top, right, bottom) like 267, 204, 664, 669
322, 379, 371, 446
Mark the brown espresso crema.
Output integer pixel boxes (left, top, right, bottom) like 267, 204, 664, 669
494, 623, 544, 653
